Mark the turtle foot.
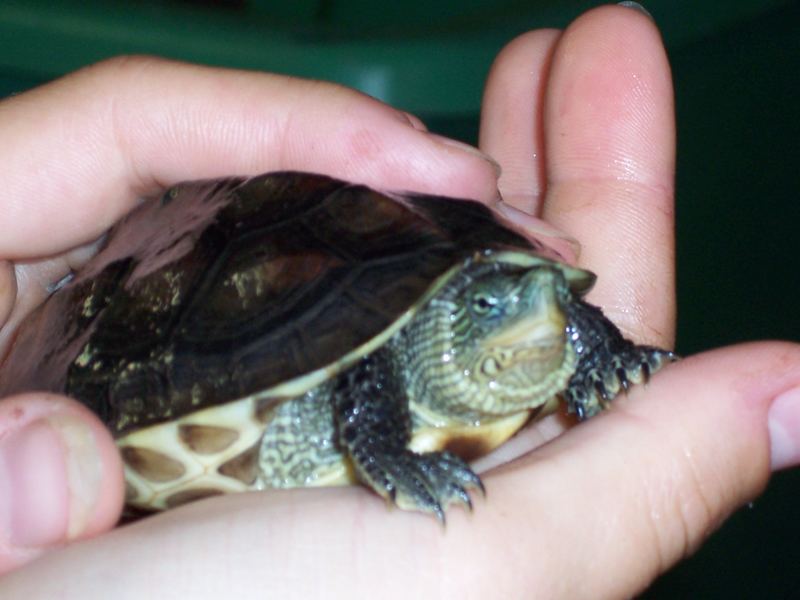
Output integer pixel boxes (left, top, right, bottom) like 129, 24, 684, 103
358, 449, 484, 522
565, 345, 677, 419
565, 298, 677, 420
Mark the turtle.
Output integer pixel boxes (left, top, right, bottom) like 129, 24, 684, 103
0, 171, 674, 520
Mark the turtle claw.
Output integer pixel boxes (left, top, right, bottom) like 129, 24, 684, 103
362, 449, 483, 521
641, 360, 651, 384
616, 367, 630, 392
566, 346, 677, 419
448, 477, 479, 511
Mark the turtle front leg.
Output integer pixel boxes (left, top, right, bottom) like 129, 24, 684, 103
564, 299, 677, 420
332, 351, 483, 522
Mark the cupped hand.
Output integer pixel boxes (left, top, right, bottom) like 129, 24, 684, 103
2, 5, 799, 599
0, 53, 499, 575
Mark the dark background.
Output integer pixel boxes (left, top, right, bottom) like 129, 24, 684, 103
2, 0, 798, 596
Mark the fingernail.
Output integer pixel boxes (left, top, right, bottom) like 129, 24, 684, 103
400, 111, 428, 132
768, 386, 800, 471
494, 201, 582, 263
0, 415, 102, 548
0, 260, 15, 326
618, 1, 654, 20
53, 414, 103, 539
429, 134, 502, 178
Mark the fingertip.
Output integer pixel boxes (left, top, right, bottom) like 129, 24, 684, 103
57, 407, 125, 540
0, 394, 122, 573
479, 28, 561, 213
768, 386, 800, 471
544, 3, 674, 189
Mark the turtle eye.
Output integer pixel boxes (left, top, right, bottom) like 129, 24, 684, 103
470, 292, 498, 317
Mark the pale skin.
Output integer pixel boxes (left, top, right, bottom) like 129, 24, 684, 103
0, 5, 799, 598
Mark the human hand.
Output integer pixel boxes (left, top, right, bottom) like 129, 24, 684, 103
2, 5, 799, 599
0, 54, 499, 575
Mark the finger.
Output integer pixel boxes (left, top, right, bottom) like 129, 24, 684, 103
479, 29, 561, 214
0, 394, 123, 575
0, 56, 499, 258
4, 344, 797, 598
0, 240, 103, 351
542, 6, 676, 346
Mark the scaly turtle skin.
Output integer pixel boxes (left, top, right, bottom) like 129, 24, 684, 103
0, 172, 674, 520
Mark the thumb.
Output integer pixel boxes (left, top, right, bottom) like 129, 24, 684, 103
0, 394, 123, 574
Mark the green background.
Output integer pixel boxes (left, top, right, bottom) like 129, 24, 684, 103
2, 0, 798, 596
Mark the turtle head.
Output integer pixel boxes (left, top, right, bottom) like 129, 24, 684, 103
445, 260, 593, 417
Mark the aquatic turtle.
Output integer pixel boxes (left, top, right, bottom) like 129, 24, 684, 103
0, 171, 674, 520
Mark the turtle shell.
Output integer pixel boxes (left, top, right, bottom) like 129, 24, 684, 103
0, 172, 562, 436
